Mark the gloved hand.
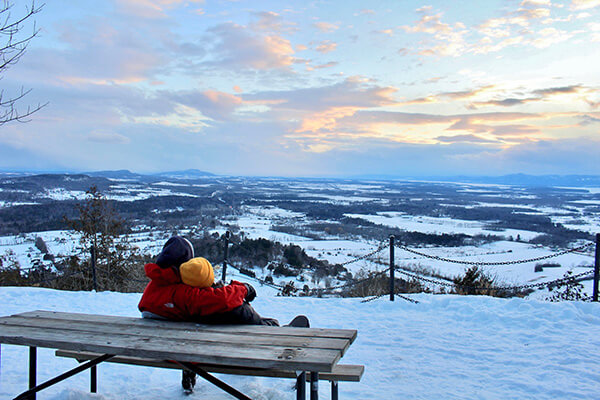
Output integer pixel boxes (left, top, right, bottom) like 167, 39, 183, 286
244, 283, 257, 302
212, 280, 224, 288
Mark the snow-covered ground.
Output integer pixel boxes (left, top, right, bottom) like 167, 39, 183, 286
344, 212, 541, 241
1, 286, 599, 400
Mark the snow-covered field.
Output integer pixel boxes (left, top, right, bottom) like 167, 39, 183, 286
344, 212, 541, 241
1, 203, 597, 298
1, 286, 599, 400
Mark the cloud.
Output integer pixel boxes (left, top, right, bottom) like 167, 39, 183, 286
532, 85, 584, 95
401, 85, 495, 105
579, 114, 600, 125
18, 14, 174, 87
571, 0, 600, 10
357, 9, 375, 16
402, 3, 590, 57
435, 134, 498, 144
87, 131, 131, 144
115, 0, 205, 18
163, 90, 243, 121
250, 11, 297, 34
313, 22, 339, 33
470, 85, 590, 108
315, 41, 338, 53
309, 61, 339, 70
205, 23, 297, 71
472, 98, 537, 107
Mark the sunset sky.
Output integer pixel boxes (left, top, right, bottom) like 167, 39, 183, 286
1, 0, 599, 177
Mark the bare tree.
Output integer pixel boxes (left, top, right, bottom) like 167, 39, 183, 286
0, 1, 46, 126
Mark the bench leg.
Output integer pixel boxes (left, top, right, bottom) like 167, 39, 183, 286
310, 371, 319, 400
29, 346, 37, 400
296, 371, 306, 400
91, 365, 97, 393
14, 354, 114, 400
177, 362, 252, 400
331, 381, 338, 400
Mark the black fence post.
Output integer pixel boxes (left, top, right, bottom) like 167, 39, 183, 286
90, 246, 97, 292
221, 231, 231, 282
389, 235, 395, 302
593, 233, 599, 302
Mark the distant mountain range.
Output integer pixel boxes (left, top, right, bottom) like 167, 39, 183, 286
418, 174, 600, 187
83, 169, 216, 180
346, 173, 600, 187
1, 169, 599, 186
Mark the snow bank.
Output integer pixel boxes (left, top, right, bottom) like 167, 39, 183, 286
1, 287, 599, 400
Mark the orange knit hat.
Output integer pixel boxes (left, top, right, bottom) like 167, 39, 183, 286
180, 257, 214, 288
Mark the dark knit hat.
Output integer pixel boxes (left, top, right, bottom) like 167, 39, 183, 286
156, 236, 194, 269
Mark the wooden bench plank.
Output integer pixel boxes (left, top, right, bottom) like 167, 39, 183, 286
56, 350, 364, 382
14, 311, 357, 344
1, 315, 349, 352
0, 324, 341, 372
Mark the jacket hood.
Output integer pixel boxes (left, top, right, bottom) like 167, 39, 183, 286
155, 236, 194, 269
144, 263, 181, 286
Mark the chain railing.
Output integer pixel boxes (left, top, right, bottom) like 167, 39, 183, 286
395, 267, 594, 293
396, 242, 594, 266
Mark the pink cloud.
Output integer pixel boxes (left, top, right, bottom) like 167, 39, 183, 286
315, 41, 338, 53
207, 23, 297, 70
571, 0, 600, 10
313, 21, 339, 33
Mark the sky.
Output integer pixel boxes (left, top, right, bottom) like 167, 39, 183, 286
1, 0, 599, 177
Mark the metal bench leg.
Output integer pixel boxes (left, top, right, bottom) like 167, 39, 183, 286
14, 354, 114, 400
331, 381, 338, 400
177, 362, 252, 400
310, 371, 319, 400
296, 371, 306, 400
29, 346, 37, 400
91, 365, 97, 393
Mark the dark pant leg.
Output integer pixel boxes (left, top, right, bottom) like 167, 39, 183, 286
197, 303, 279, 326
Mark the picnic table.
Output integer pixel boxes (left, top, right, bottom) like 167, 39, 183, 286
0, 310, 363, 399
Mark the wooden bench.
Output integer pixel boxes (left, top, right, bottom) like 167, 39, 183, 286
0, 310, 363, 400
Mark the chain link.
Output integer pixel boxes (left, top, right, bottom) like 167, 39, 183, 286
361, 289, 420, 304
338, 241, 389, 267
397, 242, 594, 266
321, 267, 391, 292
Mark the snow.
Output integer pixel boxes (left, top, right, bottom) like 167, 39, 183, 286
569, 200, 600, 205
298, 193, 385, 204
556, 187, 600, 194
0, 201, 40, 208
40, 188, 88, 201
153, 181, 190, 187
345, 212, 540, 241
1, 287, 599, 400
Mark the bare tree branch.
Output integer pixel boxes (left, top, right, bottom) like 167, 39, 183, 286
0, 0, 46, 126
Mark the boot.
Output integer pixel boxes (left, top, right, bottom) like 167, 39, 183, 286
182, 370, 196, 394
285, 315, 310, 328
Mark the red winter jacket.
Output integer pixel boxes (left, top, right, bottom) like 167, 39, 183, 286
138, 263, 248, 321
